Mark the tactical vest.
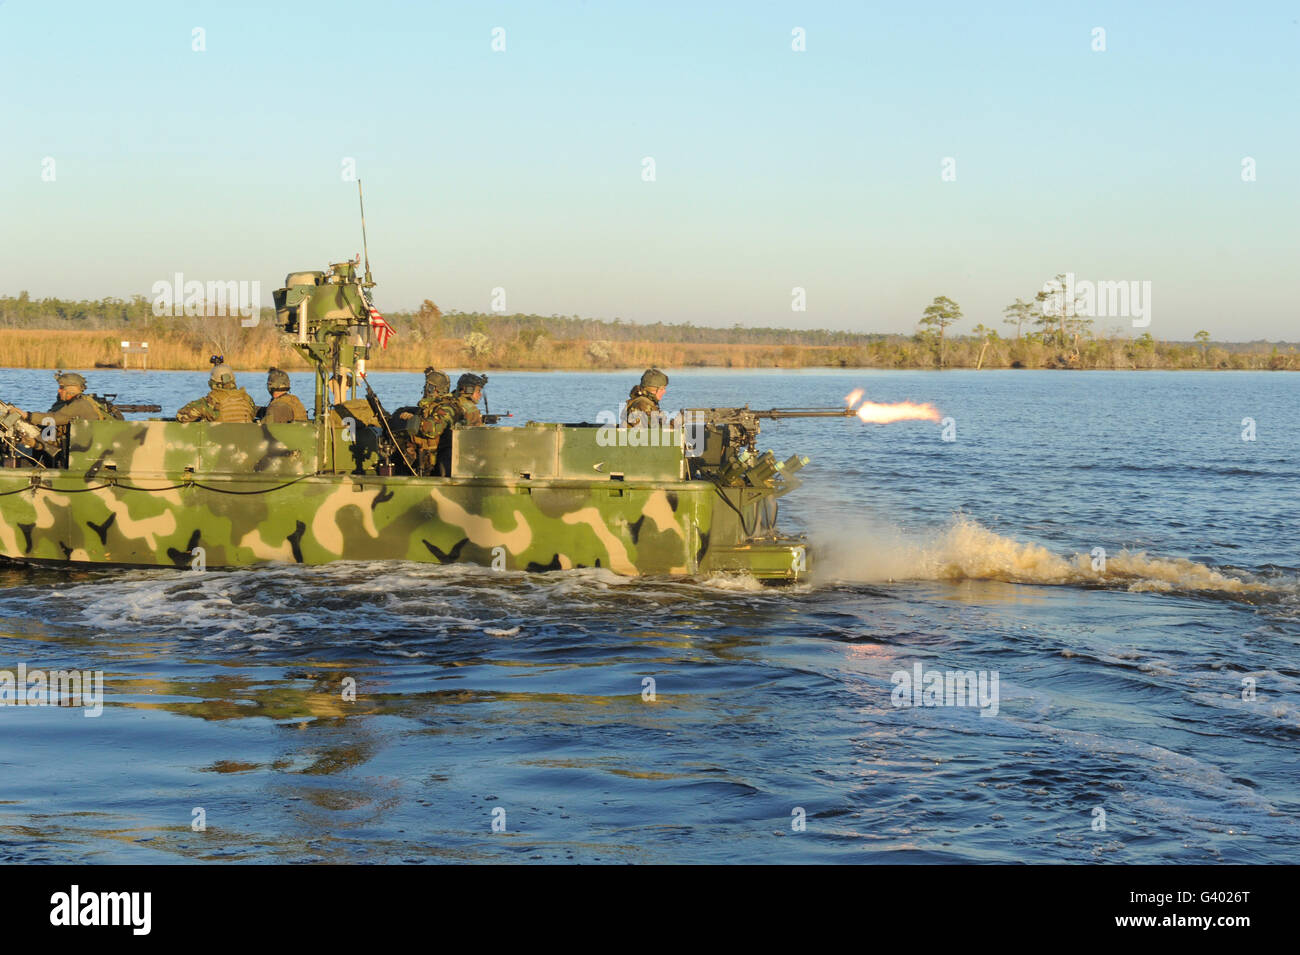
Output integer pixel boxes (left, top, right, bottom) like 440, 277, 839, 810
414, 394, 458, 448
265, 392, 308, 423
48, 395, 106, 423
623, 386, 660, 424
212, 388, 255, 423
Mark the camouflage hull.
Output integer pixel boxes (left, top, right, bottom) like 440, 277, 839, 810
0, 473, 694, 573
0, 419, 809, 581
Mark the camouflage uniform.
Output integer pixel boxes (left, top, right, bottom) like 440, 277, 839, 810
23, 372, 103, 428
393, 368, 449, 423
260, 367, 308, 423
408, 393, 458, 474
623, 368, 668, 427
409, 374, 486, 475
454, 393, 484, 427
452, 373, 487, 428
177, 365, 256, 423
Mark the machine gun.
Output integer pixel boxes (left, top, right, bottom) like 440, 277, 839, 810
680, 406, 853, 490
98, 395, 162, 416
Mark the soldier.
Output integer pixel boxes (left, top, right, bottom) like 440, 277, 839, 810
259, 367, 308, 423
409, 388, 457, 476
395, 367, 450, 422
623, 368, 668, 427
22, 372, 105, 428
3, 372, 111, 467
408, 372, 486, 476
453, 373, 487, 427
176, 364, 256, 423
423, 367, 451, 402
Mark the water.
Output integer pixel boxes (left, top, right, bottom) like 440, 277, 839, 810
0, 367, 1296, 863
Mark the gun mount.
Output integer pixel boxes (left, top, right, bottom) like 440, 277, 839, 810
0, 395, 163, 468
682, 406, 851, 490
0, 398, 55, 463
273, 258, 373, 420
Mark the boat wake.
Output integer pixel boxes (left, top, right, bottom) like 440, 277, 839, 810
811, 514, 1292, 602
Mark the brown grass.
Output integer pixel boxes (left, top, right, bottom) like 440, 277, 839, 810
0, 329, 852, 371
2, 328, 1296, 372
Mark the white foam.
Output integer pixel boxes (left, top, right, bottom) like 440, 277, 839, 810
812, 513, 1286, 599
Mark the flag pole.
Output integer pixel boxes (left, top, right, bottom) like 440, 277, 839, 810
358, 179, 372, 287
357, 180, 374, 392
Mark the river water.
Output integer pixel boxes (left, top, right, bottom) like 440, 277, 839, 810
0, 367, 1295, 863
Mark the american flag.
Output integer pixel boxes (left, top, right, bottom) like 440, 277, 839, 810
364, 291, 396, 349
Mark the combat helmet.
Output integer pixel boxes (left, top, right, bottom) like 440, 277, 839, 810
266, 367, 291, 394
640, 368, 668, 389
456, 373, 487, 394
209, 364, 237, 389
55, 371, 87, 392
423, 367, 450, 397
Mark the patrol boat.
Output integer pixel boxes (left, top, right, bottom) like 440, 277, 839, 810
0, 260, 858, 582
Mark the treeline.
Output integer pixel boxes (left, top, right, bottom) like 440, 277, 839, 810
0, 291, 881, 346
909, 283, 1300, 370
846, 334, 1300, 371
0, 292, 157, 328
1, 290, 1296, 371
402, 303, 879, 347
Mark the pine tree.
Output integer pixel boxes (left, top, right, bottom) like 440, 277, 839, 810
918, 296, 962, 367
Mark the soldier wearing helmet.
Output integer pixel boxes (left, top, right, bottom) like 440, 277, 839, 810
622, 368, 668, 427
176, 364, 256, 423
400, 368, 452, 472
259, 367, 308, 423
396, 367, 451, 423
453, 373, 487, 427
407, 372, 486, 475
423, 367, 450, 400
21, 371, 106, 427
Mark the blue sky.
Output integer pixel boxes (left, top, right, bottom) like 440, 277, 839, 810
1, 1, 1296, 339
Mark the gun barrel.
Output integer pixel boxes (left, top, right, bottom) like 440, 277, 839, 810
755, 407, 854, 419
113, 404, 162, 414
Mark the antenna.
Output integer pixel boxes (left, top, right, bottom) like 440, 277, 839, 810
357, 179, 372, 287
